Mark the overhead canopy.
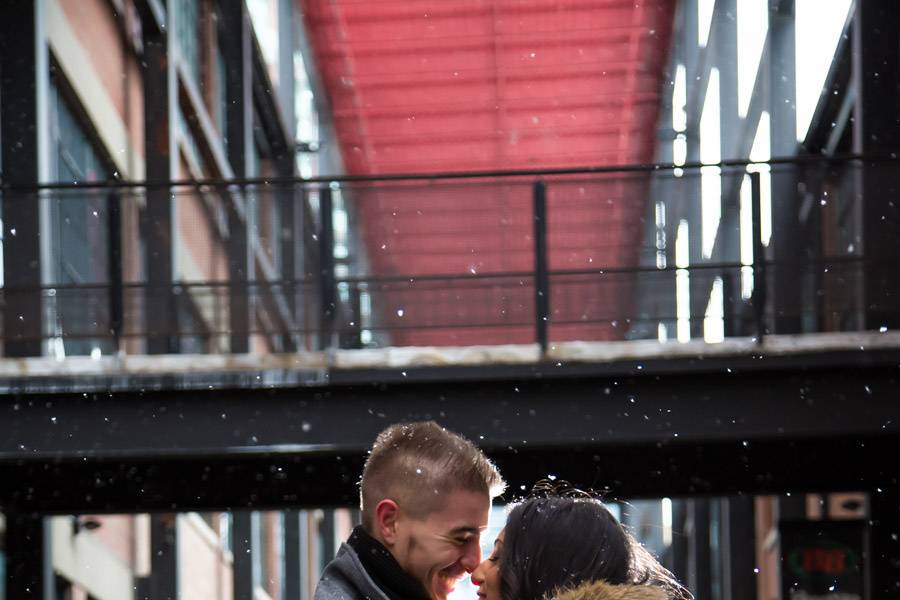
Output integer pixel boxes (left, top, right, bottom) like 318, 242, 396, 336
301, 0, 674, 174
300, 0, 675, 346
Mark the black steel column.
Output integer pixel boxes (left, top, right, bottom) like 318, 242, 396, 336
276, 0, 297, 351
870, 488, 900, 598
0, 1, 43, 357
719, 496, 757, 600
768, 0, 802, 334
275, 106, 297, 351
221, 1, 253, 353
854, 1, 900, 331
318, 187, 336, 351
140, 4, 176, 354
714, 0, 743, 335
147, 514, 178, 600
682, 0, 704, 339
686, 498, 712, 600
4, 512, 46, 600
284, 511, 301, 600
233, 512, 255, 600
532, 180, 549, 354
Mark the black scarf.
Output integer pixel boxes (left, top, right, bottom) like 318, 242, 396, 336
348, 526, 432, 600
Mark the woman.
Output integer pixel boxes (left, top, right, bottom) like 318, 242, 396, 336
471, 487, 689, 600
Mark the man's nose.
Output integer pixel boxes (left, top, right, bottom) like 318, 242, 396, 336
460, 541, 482, 572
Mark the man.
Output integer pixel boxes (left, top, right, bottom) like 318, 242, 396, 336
315, 421, 505, 600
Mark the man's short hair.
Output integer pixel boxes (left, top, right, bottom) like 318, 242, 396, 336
360, 421, 505, 529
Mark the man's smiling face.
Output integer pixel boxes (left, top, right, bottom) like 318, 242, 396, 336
389, 489, 491, 600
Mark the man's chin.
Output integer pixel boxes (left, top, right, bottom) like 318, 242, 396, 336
431, 572, 462, 600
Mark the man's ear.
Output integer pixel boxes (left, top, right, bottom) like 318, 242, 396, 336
374, 499, 401, 546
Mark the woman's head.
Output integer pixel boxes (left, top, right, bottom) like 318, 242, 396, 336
500, 497, 631, 600
472, 488, 688, 600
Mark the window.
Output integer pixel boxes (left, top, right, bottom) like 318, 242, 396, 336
48, 79, 112, 357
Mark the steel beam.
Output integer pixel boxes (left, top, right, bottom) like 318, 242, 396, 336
146, 514, 178, 600
0, 352, 896, 458
141, 5, 177, 354
221, 1, 254, 353
0, 355, 899, 513
276, 0, 299, 352
679, 0, 707, 338
2, 433, 898, 514
232, 512, 254, 600
0, 1, 44, 357
712, 0, 741, 330
768, 0, 803, 334
0, 351, 899, 459
854, 0, 900, 331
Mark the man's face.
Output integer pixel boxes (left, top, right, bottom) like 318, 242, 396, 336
391, 489, 491, 600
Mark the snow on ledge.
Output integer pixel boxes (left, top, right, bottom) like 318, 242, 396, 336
332, 343, 541, 368
0, 331, 897, 380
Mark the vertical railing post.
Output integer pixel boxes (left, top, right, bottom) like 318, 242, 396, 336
750, 171, 766, 344
533, 180, 550, 355
283, 511, 301, 600
280, 183, 297, 352
318, 186, 336, 351
107, 188, 124, 354
228, 184, 251, 353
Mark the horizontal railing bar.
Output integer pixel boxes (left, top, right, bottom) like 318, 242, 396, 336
0, 256, 883, 293
1, 152, 897, 191
9, 306, 887, 343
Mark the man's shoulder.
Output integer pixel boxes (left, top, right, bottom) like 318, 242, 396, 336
314, 543, 390, 600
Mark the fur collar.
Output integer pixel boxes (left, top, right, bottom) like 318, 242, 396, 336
554, 580, 668, 600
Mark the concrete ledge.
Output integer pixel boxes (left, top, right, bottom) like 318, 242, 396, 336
0, 331, 898, 393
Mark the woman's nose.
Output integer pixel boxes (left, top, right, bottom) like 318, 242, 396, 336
470, 563, 485, 586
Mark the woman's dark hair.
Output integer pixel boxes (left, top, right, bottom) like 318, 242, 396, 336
499, 482, 690, 600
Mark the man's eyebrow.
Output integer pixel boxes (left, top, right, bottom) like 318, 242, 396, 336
448, 526, 483, 536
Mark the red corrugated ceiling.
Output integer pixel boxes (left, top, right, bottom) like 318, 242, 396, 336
300, 0, 674, 346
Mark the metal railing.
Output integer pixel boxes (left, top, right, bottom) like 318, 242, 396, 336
0, 154, 897, 358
